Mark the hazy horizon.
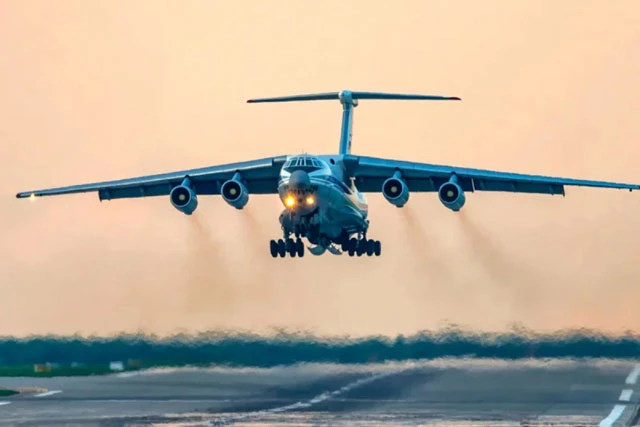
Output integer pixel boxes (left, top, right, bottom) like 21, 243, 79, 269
1, 1, 639, 338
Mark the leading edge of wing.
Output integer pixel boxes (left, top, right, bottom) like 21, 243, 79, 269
348, 155, 640, 191
16, 156, 286, 199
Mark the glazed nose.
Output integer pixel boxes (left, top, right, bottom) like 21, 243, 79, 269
289, 170, 311, 189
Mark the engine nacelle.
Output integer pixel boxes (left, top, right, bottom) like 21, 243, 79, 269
170, 182, 198, 215
438, 178, 466, 212
382, 174, 410, 207
221, 178, 249, 209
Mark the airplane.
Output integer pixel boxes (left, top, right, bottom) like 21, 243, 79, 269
16, 90, 640, 258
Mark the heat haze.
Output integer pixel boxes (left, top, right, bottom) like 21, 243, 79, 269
1, 0, 639, 338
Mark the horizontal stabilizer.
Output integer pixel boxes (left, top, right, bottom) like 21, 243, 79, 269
247, 90, 461, 104
246, 89, 461, 156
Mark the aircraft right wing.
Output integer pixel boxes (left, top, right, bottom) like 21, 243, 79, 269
343, 154, 640, 196
16, 156, 287, 201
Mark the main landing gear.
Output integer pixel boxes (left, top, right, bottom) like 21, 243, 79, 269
341, 237, 381, 257
270, 238, 304, 258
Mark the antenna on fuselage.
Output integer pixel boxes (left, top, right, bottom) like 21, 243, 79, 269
247, 90, 461, 156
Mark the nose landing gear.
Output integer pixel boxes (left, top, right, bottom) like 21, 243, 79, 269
270, 238, 304, 258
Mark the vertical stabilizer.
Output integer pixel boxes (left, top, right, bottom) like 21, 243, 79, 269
337, 91, 357, 155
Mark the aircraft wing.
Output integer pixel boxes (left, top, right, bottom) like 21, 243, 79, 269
344, 155, 640, 195
16, 156, 287, 201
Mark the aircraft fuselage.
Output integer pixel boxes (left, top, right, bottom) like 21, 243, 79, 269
276, 154, 368, 250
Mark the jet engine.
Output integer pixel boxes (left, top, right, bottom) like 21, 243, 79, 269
438, 176, 466, 212
382, 173, 409, 207
170, 178, 198, 215
221, 176, 249, 209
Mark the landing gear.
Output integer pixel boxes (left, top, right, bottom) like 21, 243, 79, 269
270, 237, 304, 258
342, 237, 381, 257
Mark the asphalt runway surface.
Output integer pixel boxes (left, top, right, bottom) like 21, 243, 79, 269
0, 359, 638, 426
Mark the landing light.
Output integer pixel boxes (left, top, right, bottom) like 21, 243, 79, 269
29, 193, 36, 201
305, 195, 315, 205
285, 195, 296, 208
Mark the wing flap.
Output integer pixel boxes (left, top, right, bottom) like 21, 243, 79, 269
98, 182, 173, 201
472, 178, 565, 195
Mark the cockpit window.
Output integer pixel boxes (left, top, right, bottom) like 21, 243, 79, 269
283, 156, 323, 173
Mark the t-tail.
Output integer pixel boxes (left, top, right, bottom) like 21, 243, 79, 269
247, 90, 461, 155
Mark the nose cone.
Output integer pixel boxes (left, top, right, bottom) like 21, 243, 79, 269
289, 170, 311, 189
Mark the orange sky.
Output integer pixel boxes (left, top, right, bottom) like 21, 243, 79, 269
1, 1, 639, 338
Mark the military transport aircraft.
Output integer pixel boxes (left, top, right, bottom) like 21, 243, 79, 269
16, 90, 640, 258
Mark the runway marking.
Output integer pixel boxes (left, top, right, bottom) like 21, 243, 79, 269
619, 389, 633, 402
599, 364, 640, 427
115, 372, 140, 378
599, 404, 627, 427
626, 364, 640, 385
206, 369, 403, 426
0, 402, 10, 406
33, 390, 62, 397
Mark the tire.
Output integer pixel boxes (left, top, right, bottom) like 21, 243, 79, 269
285, 238, 294, 252
366, 239, 375, 256
277, 239, 286, 257
374, 240, 381, 256
296, 239, 304, 257
269, 240, 278, 258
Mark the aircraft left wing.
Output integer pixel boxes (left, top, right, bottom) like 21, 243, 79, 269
16, 156, 287, 200
343, 155, 640, 196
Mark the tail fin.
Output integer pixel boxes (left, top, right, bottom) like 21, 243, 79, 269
247, 90, 461, 155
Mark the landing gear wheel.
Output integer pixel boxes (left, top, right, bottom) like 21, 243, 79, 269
356, 240, 366, 257
272, 237, 305, 258
366, 239, 375, 256
295, 238, 304, 257
283, 238, 295, 257
346, 238, 357, 257
374, 240, 381, 256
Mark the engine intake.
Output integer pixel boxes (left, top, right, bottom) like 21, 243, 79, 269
170, 178, 198, 215
438, 176, 466, 212
221, 176, 249, 209
382, 173, 409, 207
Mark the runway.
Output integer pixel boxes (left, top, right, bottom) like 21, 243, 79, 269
0, 359, 638, 426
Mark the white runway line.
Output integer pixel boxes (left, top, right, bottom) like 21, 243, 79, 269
0, 402, 10, 406
33, 390, 62, 397
625, 364, 640, 385
114, 372, 140, 378
619, 389, 633, 402
599, 404, 627, 427
599, 364, 640, 427
207, 369, 403, 426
